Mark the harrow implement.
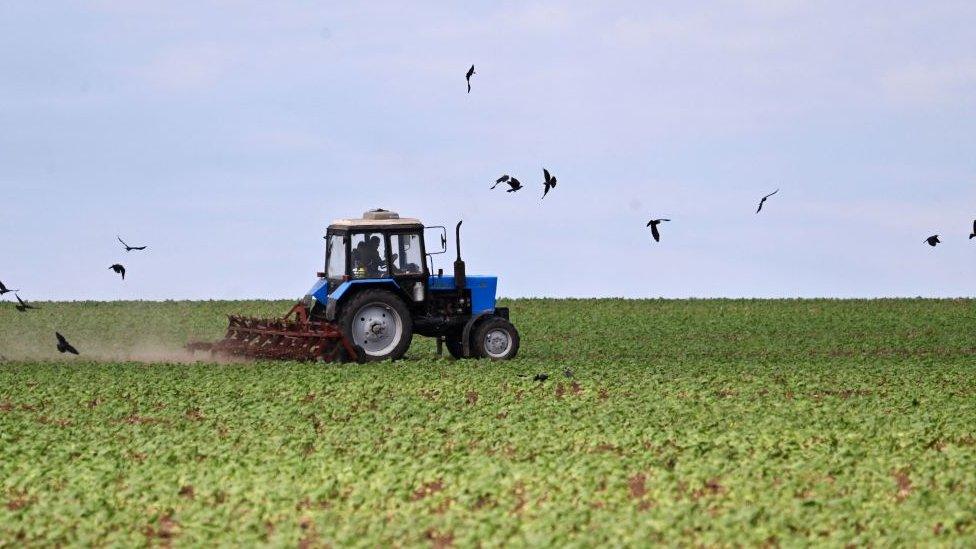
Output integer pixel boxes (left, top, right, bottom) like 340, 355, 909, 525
186, 302, 362, 362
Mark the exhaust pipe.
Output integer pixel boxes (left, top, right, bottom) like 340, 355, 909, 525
453, 220, 466, 290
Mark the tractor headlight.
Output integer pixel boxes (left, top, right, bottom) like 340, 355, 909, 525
413, 282, 424, 301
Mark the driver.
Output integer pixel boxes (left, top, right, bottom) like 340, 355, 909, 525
361, 235, 385, 277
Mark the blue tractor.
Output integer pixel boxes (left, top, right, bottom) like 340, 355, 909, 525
190, 209, 520, 362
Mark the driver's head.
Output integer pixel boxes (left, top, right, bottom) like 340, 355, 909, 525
369, 236, 380, 248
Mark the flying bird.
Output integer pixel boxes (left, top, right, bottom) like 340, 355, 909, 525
0, 280, 16, 295
491, 175, 510, 189
117, 236, 147, 252
55, 332, 79, 355
925, 235, 941, 247
533, 373, 549, 382
969, 220, 975, 239
645, 218, 671, 242
14, 294, 37, 312
109, 264, 126, 279
756, 189, 779, 213
505, 177, 523, 193
465, 64, 475, 93
541, 168, 557, 199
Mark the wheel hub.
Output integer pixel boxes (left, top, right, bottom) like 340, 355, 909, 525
484, 329, 512, 357
352, 303, 402, 356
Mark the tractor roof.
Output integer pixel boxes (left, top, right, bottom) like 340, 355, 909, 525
329, 209, 423, 229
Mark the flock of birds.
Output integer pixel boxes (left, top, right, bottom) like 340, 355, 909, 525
469, 67, 976, 247
1, 236, 148, 356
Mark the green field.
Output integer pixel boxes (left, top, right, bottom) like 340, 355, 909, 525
1, 299, 975, 546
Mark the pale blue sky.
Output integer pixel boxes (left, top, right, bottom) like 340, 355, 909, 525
1, 1, 974, 300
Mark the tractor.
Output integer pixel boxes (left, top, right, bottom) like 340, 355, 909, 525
188, 209, 520, 362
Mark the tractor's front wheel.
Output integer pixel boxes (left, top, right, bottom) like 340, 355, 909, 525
338, 289, 413, 361
472, 317, 520, 360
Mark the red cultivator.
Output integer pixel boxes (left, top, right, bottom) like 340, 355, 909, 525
186, 302, 361, 362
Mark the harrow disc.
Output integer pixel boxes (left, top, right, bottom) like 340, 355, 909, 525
186, 303, 362, 363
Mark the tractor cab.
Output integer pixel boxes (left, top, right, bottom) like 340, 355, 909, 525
321, 209, 428, 296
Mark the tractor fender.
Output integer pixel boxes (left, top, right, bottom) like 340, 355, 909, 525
324, 279, 405, 321
461, 311, 495, 358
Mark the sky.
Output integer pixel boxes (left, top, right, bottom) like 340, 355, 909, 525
1, 1, 974, 300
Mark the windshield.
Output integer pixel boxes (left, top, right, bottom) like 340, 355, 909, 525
350, 232, 389, 278
325, 234, 346, 279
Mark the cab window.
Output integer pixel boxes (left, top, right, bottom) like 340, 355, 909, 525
325, 234, 347, 280
350, 232, 389, 278
390, 233, 423, 275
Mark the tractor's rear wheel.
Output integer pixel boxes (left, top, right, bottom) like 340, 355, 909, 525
338, 289, 413, 362
472, 317, 520, 360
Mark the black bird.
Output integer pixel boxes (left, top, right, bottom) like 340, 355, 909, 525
969, 220, 975, 239
533, 373, 548, 382
14, 294, 37, 312
465, 64, 475, 93
645, 218, 671, 242
505, 177, 523, 193
925, 235, 941, 247
491, 175, 510, 189
117, 236, 147, 252
541, 168, 557, 199
56, 332, 79, 355
0, 280, 16, 295
756, 188, 779, 213
563, 368, 574, 378
109, 264, 126, 279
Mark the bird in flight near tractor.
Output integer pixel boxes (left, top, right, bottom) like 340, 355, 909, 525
0, 280, 16, 295
109, 264, 126, 279
541, 168, 557, 199
491, 175, 522, 193
14, 294, 37, 312
117, 236, 147, 252
55, 332, 79, 355
756, 189, 779, 213
491, 175, 511, 189
465, 64, 475, 93
646, 218, 671, 242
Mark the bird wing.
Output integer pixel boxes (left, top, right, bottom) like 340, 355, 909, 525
496, 175, 509, 184
117, 236, 128, 248
756, 200, 764, 213
543, 168, 551, 183
972, 220, 976, 233
15, 294, 25, 306
646, 220, 653, 227
764, 188, 780, 199
132, 246, 146, 250
56, 332, 67, 345
651, 224, 660, 241
467, 65, 474, 77
508, 178, 520, 189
